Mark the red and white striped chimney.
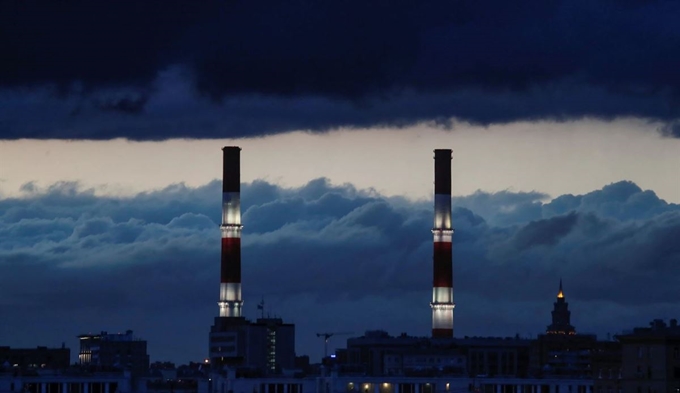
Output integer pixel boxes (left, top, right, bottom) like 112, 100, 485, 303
218, 146, 243, 318
431, 149, 454, 338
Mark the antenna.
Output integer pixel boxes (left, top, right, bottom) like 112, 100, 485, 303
257, 297, 265, 319
315, 332, 354, 358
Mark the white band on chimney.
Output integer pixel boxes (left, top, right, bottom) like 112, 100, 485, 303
222, 192, 241, 227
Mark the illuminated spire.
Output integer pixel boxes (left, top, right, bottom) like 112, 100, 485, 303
557, 278, 564, 299
547, 278, 575, 335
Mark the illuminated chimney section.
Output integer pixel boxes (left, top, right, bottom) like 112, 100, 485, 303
219, 146, 243, 318
431, 149, 454, 338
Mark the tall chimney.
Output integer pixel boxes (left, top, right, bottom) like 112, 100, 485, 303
219, 146, 243, 317
431, 149, 454, 338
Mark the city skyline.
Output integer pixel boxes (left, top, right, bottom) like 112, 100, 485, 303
1, 1, 680, 365
1, 162, 678, 363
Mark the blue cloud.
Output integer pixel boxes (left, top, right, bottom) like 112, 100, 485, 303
0, 179, 678, 363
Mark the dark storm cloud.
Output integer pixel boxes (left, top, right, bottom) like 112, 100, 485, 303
2, 1, 680, 139
1, 179, 679, 361
542, 181, 680, 221
94, 94, 149, 115
511, 212, 579, 250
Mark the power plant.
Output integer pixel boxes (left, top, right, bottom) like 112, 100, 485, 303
4, 145, 660, 393
431, 149, 455, 339
208, 147, 459, 369
208, 146, 296, 374
218, 146, 244, 318
208, 147, 458, 372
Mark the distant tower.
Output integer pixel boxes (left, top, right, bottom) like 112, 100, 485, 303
218, 146, 243, 318
209, 147, 296, 373
209, 147, 248, 369
431, 149, 455, 338
546, 279, 576, 335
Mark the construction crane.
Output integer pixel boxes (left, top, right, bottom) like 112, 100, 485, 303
316, 332, 353, 358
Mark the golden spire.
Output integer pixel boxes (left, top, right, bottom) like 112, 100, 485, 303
557, 278, 564, 299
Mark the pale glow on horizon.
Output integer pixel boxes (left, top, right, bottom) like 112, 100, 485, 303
1, 119, 679, 203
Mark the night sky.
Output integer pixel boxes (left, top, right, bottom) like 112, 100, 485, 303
1, 1, 680, 364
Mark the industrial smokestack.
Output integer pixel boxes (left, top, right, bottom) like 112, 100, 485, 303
431, 149, 454, 338
219, 146, 243, 318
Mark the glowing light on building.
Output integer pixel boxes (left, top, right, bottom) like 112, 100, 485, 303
557, 279, 565, 298
546, 279, 576, 335
431, 149, 455, 338
218, 146, 244, 318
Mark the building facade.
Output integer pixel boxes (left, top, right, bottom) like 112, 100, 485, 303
77, 331, 149, 375
336, 331, 532, 379
209, 316, 297, 375
0, 371, 135, 393
617, 319, 680, 393
0, 346, 70, 371
207, 373, 593, 393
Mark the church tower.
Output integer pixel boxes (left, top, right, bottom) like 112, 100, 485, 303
546, 279, 576, 335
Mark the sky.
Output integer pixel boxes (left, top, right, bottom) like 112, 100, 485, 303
1, 1, 680, 364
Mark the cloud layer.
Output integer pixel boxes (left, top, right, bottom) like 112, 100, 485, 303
2, 1, 680, 139
1, 178, 679, 362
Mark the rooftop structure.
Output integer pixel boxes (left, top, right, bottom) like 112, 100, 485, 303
546, 280, 575, 335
